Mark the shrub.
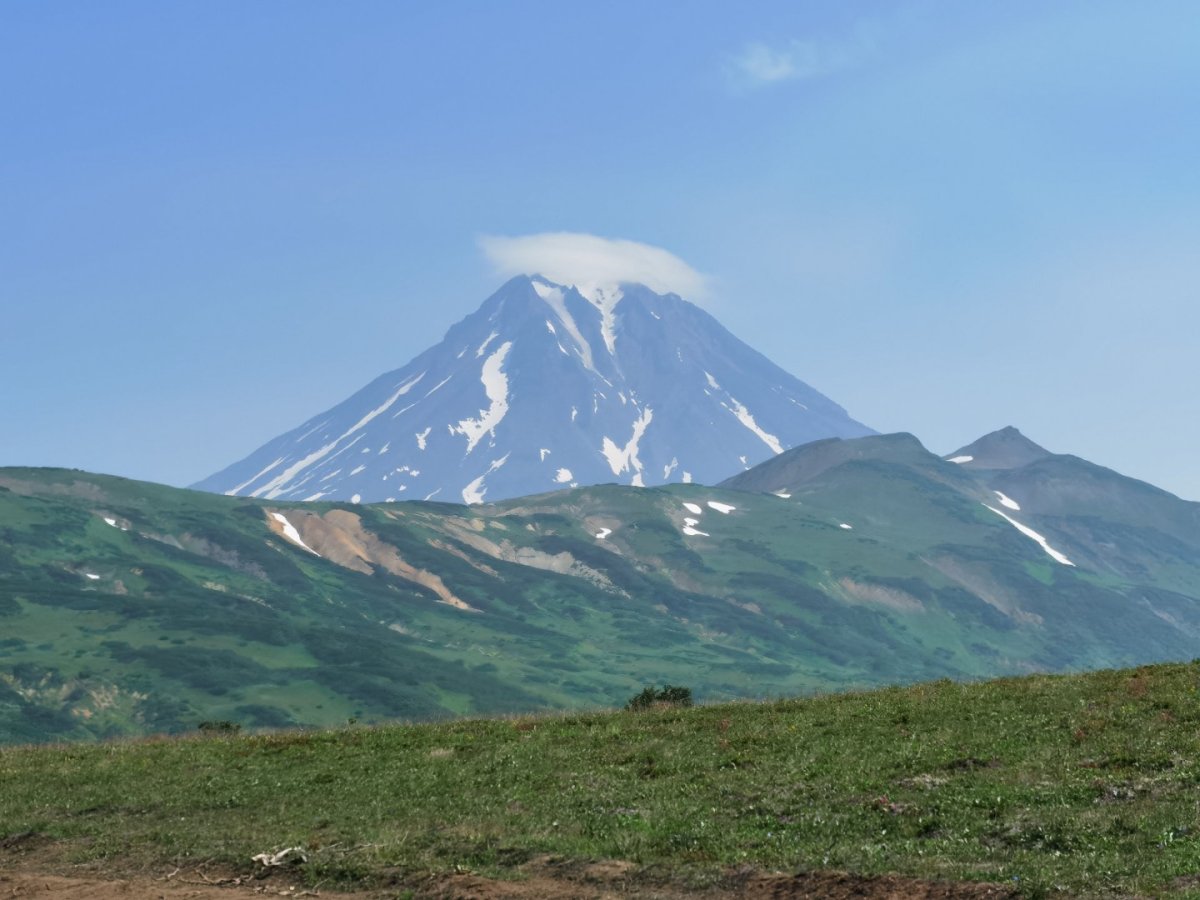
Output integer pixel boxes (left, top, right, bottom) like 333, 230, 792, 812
198, 720, 241, 734
625, 684, 693, 711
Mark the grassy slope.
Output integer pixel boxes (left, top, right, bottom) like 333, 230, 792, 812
3, 464, 1200, 743
4, 663, 1200, 897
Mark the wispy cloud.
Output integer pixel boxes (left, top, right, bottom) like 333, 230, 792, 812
729, 27, 878, 88
479, 232, 709, 300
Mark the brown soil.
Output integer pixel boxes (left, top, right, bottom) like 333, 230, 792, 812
0, 857, 1017, 900
0, 835, 1016, 899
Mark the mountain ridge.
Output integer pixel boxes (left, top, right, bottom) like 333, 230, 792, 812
193, 276, 874, 504
5, 423, 1200, 743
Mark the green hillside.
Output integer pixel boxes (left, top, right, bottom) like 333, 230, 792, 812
3, 663, 1200, 897
2, 429, 1199, 744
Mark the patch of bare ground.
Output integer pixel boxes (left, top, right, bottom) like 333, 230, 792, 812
0, 846, 1016, 900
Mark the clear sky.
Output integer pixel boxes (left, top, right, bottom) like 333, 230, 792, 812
3, 1, 1198, 500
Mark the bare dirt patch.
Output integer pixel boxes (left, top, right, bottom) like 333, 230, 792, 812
0, 857, 1017, 900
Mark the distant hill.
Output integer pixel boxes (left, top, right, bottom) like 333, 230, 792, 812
3, 425, 1200, 743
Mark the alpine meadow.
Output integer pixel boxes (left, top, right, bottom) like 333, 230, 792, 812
3, 3, 1200, 898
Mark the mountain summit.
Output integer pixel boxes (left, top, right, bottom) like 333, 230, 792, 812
194, 276, 873, 504
945, 426, 1053, 470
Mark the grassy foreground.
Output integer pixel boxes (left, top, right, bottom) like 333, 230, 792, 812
4, 663, 1200, 897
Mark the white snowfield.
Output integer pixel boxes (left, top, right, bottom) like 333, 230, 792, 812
601, 407, 653, 487
983, 504, 1075, 566
948, 455, 974, 464
993, 490, 1021, 511
682, 502, 703, 515
839, 523, 853, 530
706, 501, 736, 514
682, 524, 710, 537
702, 371, 784, 455
461, 476, 487, 505
451, 342, 514, 455
475, 330, 499, 357
269, 512, 321, 556
533, 279, 597, 372
461, 453, 511, 504
84, 572, 100, 580
594, 527, 613, 540
723, 396, 784, 455
773, 491, 792, 499
579, 282, 623, 356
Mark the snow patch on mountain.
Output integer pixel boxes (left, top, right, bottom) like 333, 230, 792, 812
269, 512, 321, 556
451, 342, 513, 455
462, 453, 511, 504
242, 373, 426, 500
994, 490, 1021, 511
601, 407, 654, 486
533, 279, 596, 372
347, 373, 425, 435
252, 439, 341, 500
984, 504, 1075, 566
578, 282, 622, 355
724, 396, 784, 455
475, 331, 500, 357
225, 456, 285, 496
702, 371, 783, 455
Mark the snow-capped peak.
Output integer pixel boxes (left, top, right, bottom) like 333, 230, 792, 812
532, 276, 624, 357
195, 275, 874, 505
575, 281, 623, 355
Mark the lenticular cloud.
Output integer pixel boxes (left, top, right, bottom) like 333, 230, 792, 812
479, 232, 708, 300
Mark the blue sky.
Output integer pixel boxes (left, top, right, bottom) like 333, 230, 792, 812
3, 1, 1198, 500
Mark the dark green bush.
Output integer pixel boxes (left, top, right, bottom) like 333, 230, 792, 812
625, 684, 693, 711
